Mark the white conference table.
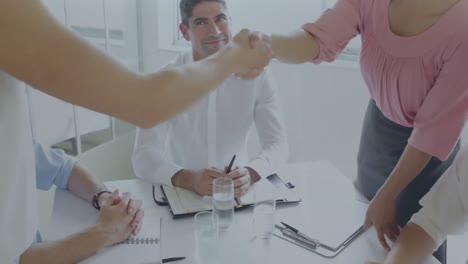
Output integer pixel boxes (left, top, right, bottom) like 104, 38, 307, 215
49, 160, 440, 264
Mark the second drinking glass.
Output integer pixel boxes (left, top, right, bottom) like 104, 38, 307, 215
212, 177, 234, 229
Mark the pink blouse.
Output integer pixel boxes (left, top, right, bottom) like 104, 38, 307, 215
303, 0, 468, 160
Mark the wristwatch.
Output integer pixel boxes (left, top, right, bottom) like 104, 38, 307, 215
92, 190, 111, 210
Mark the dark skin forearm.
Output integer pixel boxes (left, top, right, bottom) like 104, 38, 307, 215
378, 144, 432, 200
270, 30, 320, 64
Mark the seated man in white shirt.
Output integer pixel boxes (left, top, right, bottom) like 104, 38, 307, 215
367, 143, 468, 264
132, 0, 288, 198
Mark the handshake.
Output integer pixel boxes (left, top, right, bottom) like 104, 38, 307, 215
220, 29, 273, 80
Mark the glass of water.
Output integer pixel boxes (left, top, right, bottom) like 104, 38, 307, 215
194, 211, 219, 264
212, 177, 234, 229
253, 184, 276, 239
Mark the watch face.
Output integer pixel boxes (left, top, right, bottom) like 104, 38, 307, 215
93, 190, 110, 210
92, 194, 99, 209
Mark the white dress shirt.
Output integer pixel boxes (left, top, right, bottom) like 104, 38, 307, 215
0, 72, 38, 263
133, 52, 288, 186
410, 143, 468, 248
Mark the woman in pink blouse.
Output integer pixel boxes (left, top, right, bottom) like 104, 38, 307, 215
249, 0, 468, 262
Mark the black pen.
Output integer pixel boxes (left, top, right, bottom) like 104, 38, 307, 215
281, 222, 335, 252
162, 257, 186, 263
275, 224, 317, 248
280, 222, 318, 244
225, 155, 236, 174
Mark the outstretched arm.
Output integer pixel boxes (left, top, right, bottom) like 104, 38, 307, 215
0, 0, 271, 128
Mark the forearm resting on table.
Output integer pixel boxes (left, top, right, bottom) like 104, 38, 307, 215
20, 225, 113, 264
171, 169, 196, 191
379, 145, 432, 199
67, 164, 108, 203
270, 30, 319, 64
384, 223, 437, 264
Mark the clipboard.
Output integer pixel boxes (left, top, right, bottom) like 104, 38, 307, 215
271, 195, 368, 259
273, 224, 365, 258
153, 173, 301, 219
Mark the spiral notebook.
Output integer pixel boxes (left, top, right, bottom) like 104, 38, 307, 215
80, 216, 161, 264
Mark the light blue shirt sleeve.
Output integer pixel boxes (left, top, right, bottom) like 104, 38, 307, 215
34, 141, 77, 191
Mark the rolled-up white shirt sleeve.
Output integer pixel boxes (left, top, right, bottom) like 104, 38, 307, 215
34, 140, 76, 191
410, 145, 468, 248
132, 122, 183, 186
247, 70, 289, 177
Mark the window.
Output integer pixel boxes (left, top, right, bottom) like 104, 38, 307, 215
63, 0, 140, 69
32, 0, 139, 154
158, 0, 361, 61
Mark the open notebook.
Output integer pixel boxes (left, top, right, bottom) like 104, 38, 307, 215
80, 216, 161, 264
158, 174, 301, 218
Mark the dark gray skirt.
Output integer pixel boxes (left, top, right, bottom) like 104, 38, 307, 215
355, 100, 460, 264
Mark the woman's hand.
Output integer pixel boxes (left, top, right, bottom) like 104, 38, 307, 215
364, 191, 400, 251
